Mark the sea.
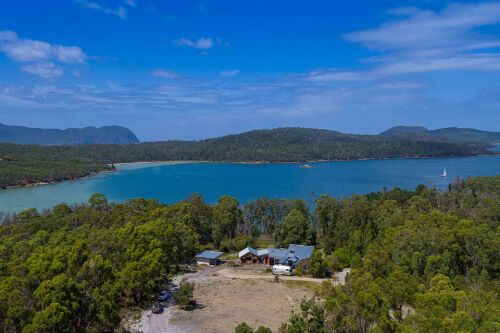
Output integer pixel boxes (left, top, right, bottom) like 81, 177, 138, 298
0, 152, 499, 214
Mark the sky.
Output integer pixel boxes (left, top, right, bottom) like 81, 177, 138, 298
0, 0, 500, 141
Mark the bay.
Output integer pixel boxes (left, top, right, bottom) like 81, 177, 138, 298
0, 155, 499, 214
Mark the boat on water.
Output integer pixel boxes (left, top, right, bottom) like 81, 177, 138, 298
441, 168, 447, 177
300, 164, 312, 169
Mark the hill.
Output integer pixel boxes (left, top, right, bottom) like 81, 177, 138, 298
380, 126, 500, 144
0, 123, 140, 145
0, 127, 494, 188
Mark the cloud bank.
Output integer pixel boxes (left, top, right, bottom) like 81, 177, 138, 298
0, 30, 87, 79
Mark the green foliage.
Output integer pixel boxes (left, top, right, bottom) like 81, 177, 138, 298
212, 195, 242, 248
285, 300, 326, 333
324, 247, 350, 272
0, 197, 200, 331
274, 209, 313, 248
309, 250, 329, 278
235, 322, 254, 333
235, 322, 273, 333
174, 279, 195, 310
262, 176, 500, 332
255, 326, 273, 333
88, 193, 108, 209
220, 235, 256, 253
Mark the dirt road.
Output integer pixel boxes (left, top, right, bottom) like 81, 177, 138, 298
131, 267, 219, 333
217, 267, 350, 284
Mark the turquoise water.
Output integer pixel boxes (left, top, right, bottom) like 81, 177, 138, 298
0, 155, 499, 214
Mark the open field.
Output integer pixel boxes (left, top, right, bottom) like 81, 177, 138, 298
131, 265, 332, 333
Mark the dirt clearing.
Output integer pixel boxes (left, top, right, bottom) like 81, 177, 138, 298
131, 266, 317, 333
168, 274, 314, 332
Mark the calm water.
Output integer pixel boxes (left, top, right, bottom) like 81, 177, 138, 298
0, 155, 499, 214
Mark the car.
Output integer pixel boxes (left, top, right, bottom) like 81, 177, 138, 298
151, 303, 163, 314
157, 290, 171, 302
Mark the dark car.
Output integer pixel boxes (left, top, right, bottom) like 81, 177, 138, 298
157, 290, 171, 302
151, 303, 163, 314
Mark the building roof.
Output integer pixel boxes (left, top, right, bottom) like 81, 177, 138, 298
239, 246, 258, 257
266, 248, 289, 262
288, 244, 314, 261
195, 250, 224, 259
238, 244, 314, 265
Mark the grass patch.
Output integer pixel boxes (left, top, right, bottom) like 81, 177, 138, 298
220, 252, 239, 259
254, 235, 275, 248
282, 280, 320, 292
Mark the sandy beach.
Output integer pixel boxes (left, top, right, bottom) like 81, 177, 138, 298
113, 161, 199, 170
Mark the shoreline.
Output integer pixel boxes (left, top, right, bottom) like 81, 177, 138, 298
114, 160, 198, 170
2, 152, 499, 191
1, 169, 116, 191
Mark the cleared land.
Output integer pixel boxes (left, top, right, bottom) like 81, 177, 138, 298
131, 265, 333, 333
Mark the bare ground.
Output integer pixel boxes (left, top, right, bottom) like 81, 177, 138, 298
131, 266, 350, 333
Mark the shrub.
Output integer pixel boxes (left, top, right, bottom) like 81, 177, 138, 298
174, 279, 195, 310
235, 322, 254, 333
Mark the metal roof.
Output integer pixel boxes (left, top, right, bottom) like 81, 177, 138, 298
239, 246, 259, 257
195, 250, 224, 259
288, 244, 314, 261
238, 244, 314, 265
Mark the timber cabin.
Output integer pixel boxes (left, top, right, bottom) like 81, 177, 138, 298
195, 250, 224, 266
238, 244, 314, 270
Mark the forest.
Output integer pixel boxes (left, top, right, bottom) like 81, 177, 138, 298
0, 127, 495, 188
0, 175, 498, 332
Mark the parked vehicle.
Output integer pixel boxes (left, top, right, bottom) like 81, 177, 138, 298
272, 264, 293, 275
157, 290, 171, 302
152, 303, 163, 314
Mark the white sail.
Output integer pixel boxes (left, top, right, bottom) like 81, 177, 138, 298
441, 168, 447, 177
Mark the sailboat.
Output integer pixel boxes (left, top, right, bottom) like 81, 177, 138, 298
441, 168, 447, 177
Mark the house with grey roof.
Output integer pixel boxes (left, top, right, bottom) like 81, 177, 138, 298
195, 250, 224, 266
238, 244, 314, 270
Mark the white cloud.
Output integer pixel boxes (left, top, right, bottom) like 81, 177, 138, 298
0, 30, 86, 79
344, 3, 500, 56
124, 0, 136, 7
308, 2, 500, 82
220, 70, 240, 77
76, 0, 127, 19
21, 63, 64, 79
152, 69, 179, 79
2, 39, 52, 62
173, 37, 214, 49
0, 30, 17, 41
53, 45, 87, 63
0, 31, 87, 64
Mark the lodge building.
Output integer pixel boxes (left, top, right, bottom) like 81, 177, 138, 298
238, 244, 314, 270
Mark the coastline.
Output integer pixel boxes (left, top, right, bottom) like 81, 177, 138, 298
114, 160, 198, 170
1, 169, 116, 191
3, 151, 500, 191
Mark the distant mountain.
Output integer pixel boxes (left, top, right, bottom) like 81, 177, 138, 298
379, 126, 429, 136
380, 126, 500, 144
0, 123, 140, 145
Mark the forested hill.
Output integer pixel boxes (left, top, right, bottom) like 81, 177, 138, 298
0, 127, 496, 188
380, 126, 500, 144
0, 123, 140, 145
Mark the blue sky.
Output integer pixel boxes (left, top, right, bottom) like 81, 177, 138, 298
0, 0, 499, 141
